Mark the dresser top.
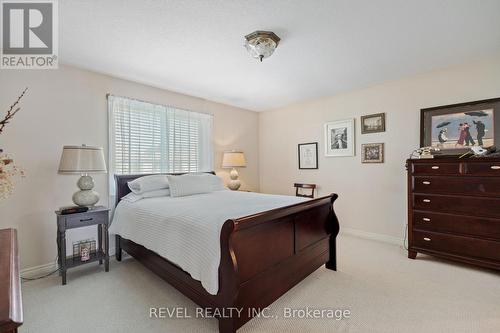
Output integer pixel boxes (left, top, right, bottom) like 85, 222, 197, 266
407, 157, 500, 163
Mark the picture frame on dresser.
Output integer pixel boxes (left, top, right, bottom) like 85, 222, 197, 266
420, 97, 500, 156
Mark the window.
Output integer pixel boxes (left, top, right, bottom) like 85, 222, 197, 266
108, 95, 213, 176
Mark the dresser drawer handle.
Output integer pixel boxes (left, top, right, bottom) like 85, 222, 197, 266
423, 237, 431, 242
491, 166, 500, 170
431, 166, 439, 170
422, 199, 431, 203
80, 218, 93, 222
422, 217, 431, 222
422, 181, 431, 185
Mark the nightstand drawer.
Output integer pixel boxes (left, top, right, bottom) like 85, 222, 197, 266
65, 213, 107, 228
465, 162, 500, 177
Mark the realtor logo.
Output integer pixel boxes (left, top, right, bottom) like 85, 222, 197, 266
1, 0, 58, 69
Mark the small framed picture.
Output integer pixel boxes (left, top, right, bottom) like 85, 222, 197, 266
298, 142, 318, 169
324, 119, 355, 157
361, 143, 384, 163
361, 113, 386, 134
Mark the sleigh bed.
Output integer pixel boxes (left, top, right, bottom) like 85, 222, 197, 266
113, 172, 340, 333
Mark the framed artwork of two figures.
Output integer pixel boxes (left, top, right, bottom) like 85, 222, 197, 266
421, 97, 500, 155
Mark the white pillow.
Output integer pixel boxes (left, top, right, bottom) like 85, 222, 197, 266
128, 175, 169, 194
121, 189, 171, 203
167, 173, 226, 197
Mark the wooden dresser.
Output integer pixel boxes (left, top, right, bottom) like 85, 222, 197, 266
0, 229, 23, 333
407, 157, 500, 270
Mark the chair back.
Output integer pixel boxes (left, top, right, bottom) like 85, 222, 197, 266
293, 183, 316, 198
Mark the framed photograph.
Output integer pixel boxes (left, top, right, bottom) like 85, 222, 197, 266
361, 143, 384, 163
298, 142, 318, 169
324, 119, 355, 157
361, 113, 386, 134
421, 98, 500, 155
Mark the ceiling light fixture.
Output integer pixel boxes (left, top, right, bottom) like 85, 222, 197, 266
244, 30, 280, 62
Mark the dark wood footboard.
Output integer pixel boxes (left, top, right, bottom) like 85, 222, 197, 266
114, 174, 339, 333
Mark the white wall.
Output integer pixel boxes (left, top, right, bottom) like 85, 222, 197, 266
0, 65, 259, 270
259, 56, 500, 240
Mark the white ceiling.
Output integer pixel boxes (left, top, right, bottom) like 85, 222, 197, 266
60, 0, 500, 111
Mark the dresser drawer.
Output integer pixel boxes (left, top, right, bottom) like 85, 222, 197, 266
413, 193, 500, 218
413, 176, 500, 196
413, 211, 500, 240
465, 161, 500, 177
413, 230, 500, 262
412, 163, 462, 175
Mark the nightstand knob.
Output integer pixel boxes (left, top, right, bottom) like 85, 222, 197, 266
422, 217, 431, 222
80, 218, 93, 222
422, 181, 431, 185
423, 199, 431, 203
491, 166, 500, 170
423, 237, 431, 242
431, 166, 439, 170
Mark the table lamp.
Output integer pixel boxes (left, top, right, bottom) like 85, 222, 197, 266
222, 151, 246, 190
58, 145, 107, 206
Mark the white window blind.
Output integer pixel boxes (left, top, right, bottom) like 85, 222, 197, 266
108, 95, 213, 177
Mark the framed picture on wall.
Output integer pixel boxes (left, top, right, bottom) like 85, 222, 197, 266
361, 143, 384, 163
421, 97, 500, 155
298, 142, 318, 169
361, 113, 385, 134
324, 119, 355, 157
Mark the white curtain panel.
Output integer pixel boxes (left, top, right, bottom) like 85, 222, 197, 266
107, 95, 214, 206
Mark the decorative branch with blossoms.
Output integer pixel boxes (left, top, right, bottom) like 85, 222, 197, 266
0, 88, 28, 200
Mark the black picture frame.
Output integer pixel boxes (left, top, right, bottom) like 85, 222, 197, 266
420, 97, 500, 156
298, 142, 318, 169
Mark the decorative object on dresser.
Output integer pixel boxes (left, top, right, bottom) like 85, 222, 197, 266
361, 113, 385, 134
221, 151, 246, 190
420, 97, 500, 156
298, 142, 318, 169
361, 143, 384, 163
0, 229, 22, 333
406, 157, 500, 270
294, 183, 316, 198
324, 119, 355, 157
56, 206, 110, 285
58, 145, 107, 207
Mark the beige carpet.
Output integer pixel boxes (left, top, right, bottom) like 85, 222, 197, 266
20, 235, 500, 333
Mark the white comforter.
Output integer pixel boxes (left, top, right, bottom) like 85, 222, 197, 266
110, 190, 307, 295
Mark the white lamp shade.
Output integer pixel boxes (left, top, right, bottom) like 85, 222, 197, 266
58, 145, 107, 174
222, 151, 246, 168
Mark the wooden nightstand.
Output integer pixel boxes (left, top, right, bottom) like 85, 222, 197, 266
55, 206, 110, 285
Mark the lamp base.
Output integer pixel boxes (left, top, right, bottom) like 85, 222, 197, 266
228, 168, 241, 191
72, 175, 99, 207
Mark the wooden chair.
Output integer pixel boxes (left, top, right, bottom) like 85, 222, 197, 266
294, 183, 316, 198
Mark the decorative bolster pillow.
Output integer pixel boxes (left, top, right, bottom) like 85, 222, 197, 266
121, 189, 171, 203
127, 175, 169, 194
167, 173, 226, 197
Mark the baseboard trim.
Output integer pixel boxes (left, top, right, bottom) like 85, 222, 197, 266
21, 248, 117, 279
21, 261, 58, 279
341, 227, 403, 246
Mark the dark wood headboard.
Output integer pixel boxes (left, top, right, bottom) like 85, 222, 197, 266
114, 172, 216, 207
